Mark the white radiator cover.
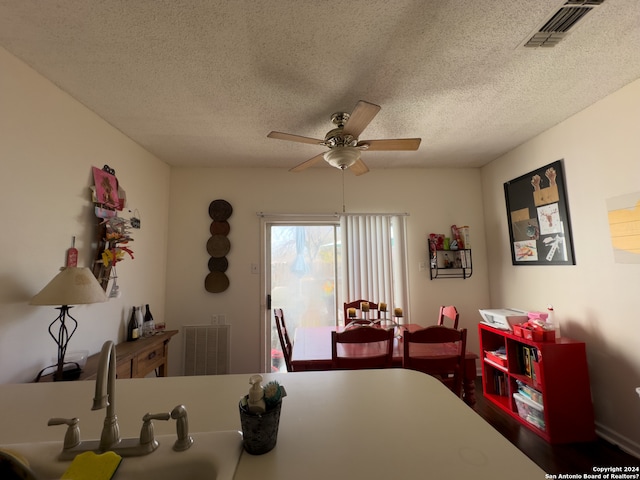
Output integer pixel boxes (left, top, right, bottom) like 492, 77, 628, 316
183, 324, 230, 375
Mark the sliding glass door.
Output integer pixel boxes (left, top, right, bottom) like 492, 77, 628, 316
266, 220, 341, 372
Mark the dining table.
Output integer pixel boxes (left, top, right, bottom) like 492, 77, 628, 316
290, 323, 479, 407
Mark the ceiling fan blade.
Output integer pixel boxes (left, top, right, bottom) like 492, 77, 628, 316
343, 101, 381, 138
267, 131, 324, 145
358, 138, 421, 151
349, 158, 369, 176
289, 152, 326, 173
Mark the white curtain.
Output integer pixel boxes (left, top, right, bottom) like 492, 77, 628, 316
340, 214, 409, 321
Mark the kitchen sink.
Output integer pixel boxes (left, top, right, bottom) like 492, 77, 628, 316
1, 430, 243, 480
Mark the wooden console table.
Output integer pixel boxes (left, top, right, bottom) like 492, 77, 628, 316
38, 330, 178, 382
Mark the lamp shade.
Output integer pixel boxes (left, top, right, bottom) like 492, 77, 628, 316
30, 267, 107, 306
324, 147, 361, 170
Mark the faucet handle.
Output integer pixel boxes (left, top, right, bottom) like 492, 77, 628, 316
140, 412, 171, 447
48, 417, 80, 449
143, 412, 172, 422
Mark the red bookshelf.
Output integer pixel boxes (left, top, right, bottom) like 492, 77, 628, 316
479, 323, 595, 443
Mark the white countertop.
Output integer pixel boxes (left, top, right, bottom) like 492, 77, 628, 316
0, 369, 546, 479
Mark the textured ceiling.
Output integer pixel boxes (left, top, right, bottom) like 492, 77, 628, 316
1, 1, 639, 171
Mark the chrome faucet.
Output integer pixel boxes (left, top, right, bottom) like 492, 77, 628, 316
49, 340, 171, 460
93, 340, 120, 451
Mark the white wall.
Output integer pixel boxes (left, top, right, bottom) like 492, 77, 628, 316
0, 47, 171, 383
481, 78, 640, 456
165, 167, 491, 375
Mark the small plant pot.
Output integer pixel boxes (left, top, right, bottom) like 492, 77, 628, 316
238, 396, 282, 455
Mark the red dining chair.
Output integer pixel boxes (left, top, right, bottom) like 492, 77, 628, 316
343, 299, 380, 325
274, 308, 293, 372
331, 325, 394, 370
437, 305, 460, 329
403, 325, 467, 398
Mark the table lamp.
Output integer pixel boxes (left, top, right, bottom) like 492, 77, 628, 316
30, 267, 107, 381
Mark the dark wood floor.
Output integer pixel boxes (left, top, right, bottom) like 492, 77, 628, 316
472, 378, 640, 474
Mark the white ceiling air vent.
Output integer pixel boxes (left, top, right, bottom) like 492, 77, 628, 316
523, 0, 605, 48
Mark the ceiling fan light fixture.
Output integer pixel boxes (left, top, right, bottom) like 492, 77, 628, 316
324, 147, 361, 170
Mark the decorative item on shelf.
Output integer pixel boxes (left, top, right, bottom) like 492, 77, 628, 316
66, 237, 78, 267
428, 233, 445, 250
451, 225, 463, 250
239, 375, 287, 455
108, 267, 120, 299
99, 217, 134, 268
129, 208, 141, 229
30, 266, 107, 381
458, 226, 471, 249
90, 165, 136, 291
205, 199, 232, 293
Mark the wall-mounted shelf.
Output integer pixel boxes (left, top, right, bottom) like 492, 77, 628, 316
429, 241, 472, 279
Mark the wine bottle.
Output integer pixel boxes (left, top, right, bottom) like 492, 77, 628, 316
136, 306, 145, 337
127, 306, 139, 341
143, 304, 155, 337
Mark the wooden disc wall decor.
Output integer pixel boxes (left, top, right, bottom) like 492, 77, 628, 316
208, 199, 233, 221
208, 256, 229, 272
207, 199, 232, 293
205, 271, 229, 293
206, 235, 230, 258
210, 220, 230, 236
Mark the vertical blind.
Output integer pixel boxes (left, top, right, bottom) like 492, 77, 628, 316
340, 214, 409, 320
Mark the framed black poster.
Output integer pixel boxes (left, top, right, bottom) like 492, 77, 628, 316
504, 160, 575, 265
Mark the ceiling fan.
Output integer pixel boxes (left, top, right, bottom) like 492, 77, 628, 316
267, 100, 421, 176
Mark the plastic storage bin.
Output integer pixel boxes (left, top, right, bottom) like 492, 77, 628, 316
485, 350, 507, 368
516, 380, 543, 404
513, 392, 545, 431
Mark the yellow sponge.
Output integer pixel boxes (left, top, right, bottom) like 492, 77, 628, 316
61, 451, 122, 480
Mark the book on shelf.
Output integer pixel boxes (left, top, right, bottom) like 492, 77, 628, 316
493, 370, 508, 397
519, 345, 539, 382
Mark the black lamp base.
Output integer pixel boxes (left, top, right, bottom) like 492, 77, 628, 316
34, 362, 82, 382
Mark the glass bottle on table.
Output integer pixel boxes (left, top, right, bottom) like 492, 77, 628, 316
136, 305, 145, 337
143, 304, 155, 337
127, 306, 139, 341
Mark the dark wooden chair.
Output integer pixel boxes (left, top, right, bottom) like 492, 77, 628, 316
343, 299, 381, 325
437, 305, 460, 329
403, 325, 467, 397
274, 308, 293, 372
331, 325, 394, 370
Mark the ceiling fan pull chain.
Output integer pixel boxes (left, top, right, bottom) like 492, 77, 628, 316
342, 169, 346, 213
